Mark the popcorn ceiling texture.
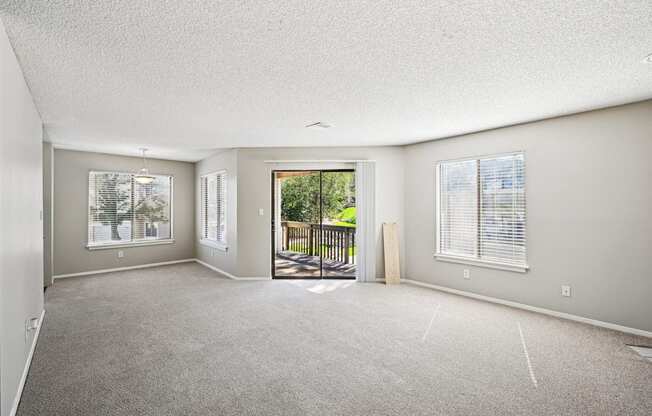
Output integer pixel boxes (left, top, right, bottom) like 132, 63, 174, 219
1, 1, 652, 160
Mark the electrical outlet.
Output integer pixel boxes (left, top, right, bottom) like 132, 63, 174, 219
463, 269, 470, 279
258, 208, 265, 216
25, 317, 39, 341
561, 285, 571, 297
117, 250, 124, 258
27, 318, 39, 330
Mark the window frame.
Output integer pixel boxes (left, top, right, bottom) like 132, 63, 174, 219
434, 152, 528, 273
199, 170, 228, 251
86, 170, 175, 250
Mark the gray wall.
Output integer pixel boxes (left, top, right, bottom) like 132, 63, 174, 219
404, 100, 652, 332
0, 21, 45, 416
195, 149, 239, 276
194, 146, 406, 279
53, 149, 195, 276
234, 147, 405, 278
43, 141, 54, 287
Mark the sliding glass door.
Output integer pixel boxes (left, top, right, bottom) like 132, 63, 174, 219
272, 170, 356, 279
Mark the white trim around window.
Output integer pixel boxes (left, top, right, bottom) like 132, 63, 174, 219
199, 238, 228, 251
87, 239, 175, 250
200, 170, 228, 251
433, 253, 528, 273
435, 151, 528, 272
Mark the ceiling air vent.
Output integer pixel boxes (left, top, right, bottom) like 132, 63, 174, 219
305, 122, 332, 129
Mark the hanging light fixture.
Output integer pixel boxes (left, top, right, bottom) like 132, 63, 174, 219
134, 148, 155, 184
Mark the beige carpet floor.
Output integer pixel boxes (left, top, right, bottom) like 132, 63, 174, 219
18, 262, 651, 415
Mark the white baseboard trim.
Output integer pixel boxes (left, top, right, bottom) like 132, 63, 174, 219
236, 277, 273, 280
194, 259, 238, 279
194, 259, 271, 281
52, 259, 196, 279
402, 279, 652, 339
10, 309, 45, 416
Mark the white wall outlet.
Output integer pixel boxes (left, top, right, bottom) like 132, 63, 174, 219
463, 269, 470, 279
561, 285, 571, 297
117, 250, 124, 258
27, 317, 39, 330
25, 317, 39, 341
258, 208, 264, 216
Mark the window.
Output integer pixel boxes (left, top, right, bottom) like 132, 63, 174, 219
200, 171, 227, 248
88, 172, 173, 247
436, 152, 527, 271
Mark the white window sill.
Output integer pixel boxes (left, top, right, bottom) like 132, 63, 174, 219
87, 239, 175, 250
200, 239, 228, 252
434, 253, 529, 273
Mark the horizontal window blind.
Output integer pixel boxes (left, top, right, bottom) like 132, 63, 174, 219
201, 171, 227, 244
200, 176, 209, 239
134, 175, 172, 241
479, 154, 526, 266
439, 159, 478, 257
88, 172, 173, 246
437, 153, 526, 268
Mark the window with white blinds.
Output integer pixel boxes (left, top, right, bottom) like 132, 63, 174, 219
436, 153, 527, 270
200, 171, 227, 246
88, 172, 173, 247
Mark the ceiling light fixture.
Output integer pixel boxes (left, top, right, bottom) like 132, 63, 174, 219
643, 54, 652, 64
305, 121, 332, 129
134, 148, 155, 184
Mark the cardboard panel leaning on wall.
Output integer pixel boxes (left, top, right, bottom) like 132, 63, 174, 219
404, 100, 652, 333
52, 149, 195, 276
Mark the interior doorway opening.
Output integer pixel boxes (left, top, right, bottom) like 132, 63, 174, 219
272, 170, 356, 279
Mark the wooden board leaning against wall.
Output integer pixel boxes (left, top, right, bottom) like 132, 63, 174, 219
383, 223, 400, 284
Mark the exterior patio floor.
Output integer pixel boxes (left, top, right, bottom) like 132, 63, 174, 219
274, 251, 356, 278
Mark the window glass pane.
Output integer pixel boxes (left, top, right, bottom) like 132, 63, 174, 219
439, 160, 477, 257
437, 153, 527, 268
479, 154, 526, 265
133, 176, 172, 241
201, 172, 226, 244
200, 177, 207, 239
206, 174, 218, 240
88, 172, 172, 246
88, 172, 133, 244
216, 173, 226, 243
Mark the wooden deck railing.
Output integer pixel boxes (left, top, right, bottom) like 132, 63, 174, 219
281, 221, 356, 265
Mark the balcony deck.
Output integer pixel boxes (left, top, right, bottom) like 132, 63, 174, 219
275, 251, 356, 278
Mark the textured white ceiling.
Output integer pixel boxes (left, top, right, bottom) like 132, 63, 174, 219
2, 1, 652, 161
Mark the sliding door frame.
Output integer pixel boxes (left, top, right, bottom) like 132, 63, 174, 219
271, 169, 356, 280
